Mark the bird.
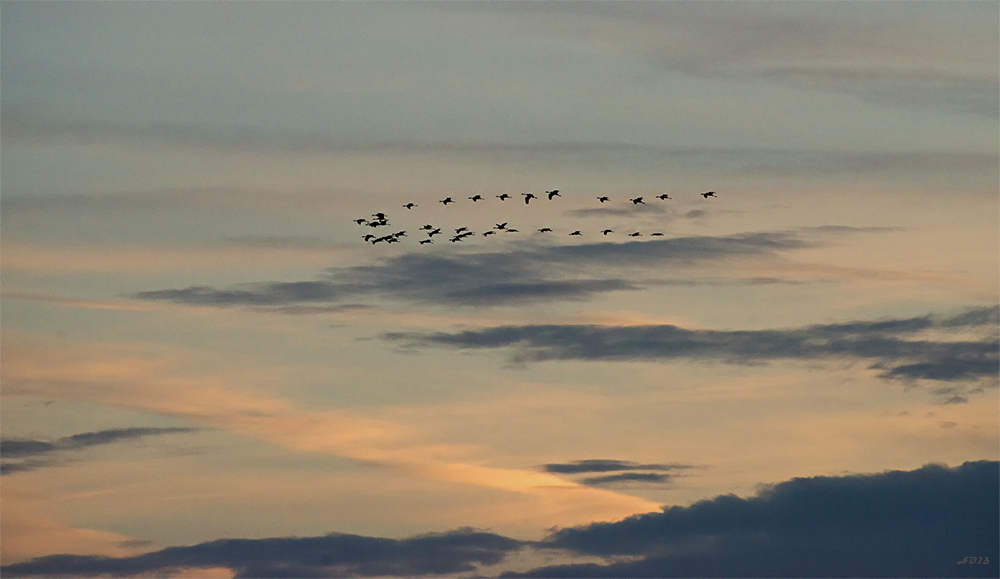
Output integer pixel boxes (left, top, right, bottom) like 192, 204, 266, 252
458, 231, 474, 239
569, 230, 582, 236
385, 236, 400, 243
701, 191, 716, 198
482, 231, 496, 236
455, 227, 469, 233
441, 197, 455, 205
419, 239, 433, 245
403, 202, 417, 209
393, 231, 406, 238
420, 224, 434, 230
597, 196, 610, 203
371, 236, 385, 244
363, 234, 375, 241
522, 193, 537, 204
469, 194, 483, 202
650, 232, 664, 236
449, 235, 464, 242
494, 222, 507, 230
629, 232, 641, 237
630, 197, 644, 205
506, 228, 519, 232
354, 218, 368, 225
428, 228, 442, 237
497, 193, 511, 201
546, 189, 561, 200
538, 227, 552, 233
656, 194, 671, 200
601, 229, 613, 235
372, 212, 387, 220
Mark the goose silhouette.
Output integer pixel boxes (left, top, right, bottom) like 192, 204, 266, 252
522, 193, 537, 204
601, 229, 613, 235
656, 194, 671, 200
428, 228, 442, 236
569, 230, 582, 236
440, 197, 455, 205
546, 190, 561, 200
403, 203, 417, 209
650, 232, 664, 236
497, 193, 511, 201
494, 222, 507, 230
419, 239, 433, 244
597, 196, 610, 203
420, 224, 434, 230
469, 194, 483, 202
538, 227, 553, 233
629, 232, 641, 237
630, 197, 644, 205
354, 218, 368, 225
701, 191, 716, 198
482, 231, 496, 236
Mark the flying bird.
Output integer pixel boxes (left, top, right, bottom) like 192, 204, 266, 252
650, 232, 664, 236
392, 231, 406, 238
482, 231, 496, 237
597, 196, 610, 203
419, 239, 433, 245
656, 194, 671, 200
428, 228, 442, 237
469, 194, 483, 202
546, 190, 561, 200
403, 203, 417, 209
601, 229, 613, 235
449, 235, 464, 243
372, 212, 387, 220
522, 193, 537, 204
701, 191, 716, 198
630, 197, 644, 205
569, 230, 582, 236
354, 218, 368, 225
497, 193, 511, 201
420, 224, 434, 230
629, 232, 641, 237
506, 228, 519, 232
538, 227, 552, 233
455, 227, 469, 233
441, 197, 455, 205
494, 222, 507, 230
363, 234, 375, 241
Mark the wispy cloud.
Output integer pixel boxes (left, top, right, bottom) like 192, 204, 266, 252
383, 307, 1000, 392
131, 228, 877, 310
1, 427, 198, 475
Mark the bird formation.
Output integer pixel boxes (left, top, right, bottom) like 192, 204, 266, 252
352, 190, 717, 245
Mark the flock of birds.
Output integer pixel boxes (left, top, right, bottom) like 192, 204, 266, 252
354, 190, 718, 245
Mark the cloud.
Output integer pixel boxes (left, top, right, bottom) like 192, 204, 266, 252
507, 460, 999, 578
543, 460, 694, 475
383, 306, 1000, 390
130, 229, 849, 310
0, 528, 527, 578
579, 473, 673, 487
5, 461, 996, 578
1, 427, 198, 475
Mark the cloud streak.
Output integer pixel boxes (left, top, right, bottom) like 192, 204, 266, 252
131, 229, 866, 310
1, 427, 199, 475
383, 306, 1000, 390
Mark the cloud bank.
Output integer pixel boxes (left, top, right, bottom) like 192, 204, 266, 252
4, 461, 995, 578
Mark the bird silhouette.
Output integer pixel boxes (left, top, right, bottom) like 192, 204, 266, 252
701, 191, 716, 198
441, 197, 455, 205
569, 230, 582, 236
656, 194, 671, 200
469, 194, 483, 202
420, 224, 434, 230
522, 193, 536, 204
629, 232, 641, 237
497, 193, 511, 201
630, 197, 644, 205
650, 232, 664, 236
506, 228, 519, 232
393, 231, 406, 238
538, 227, 553, 233
546, 190, 561, 200
428, 228, 442, 237
494, 222, 507, 230
597, 196, 610, 203
601, 229, 613, 235
372, 212, 387, 220
449, 235, 464, 242
419, 239, 433, 244
354, 218, 368, 225
455, 227, 469, 233
403, 203, 417, 209
363, 234, 375, 241
482, 231, 496, 236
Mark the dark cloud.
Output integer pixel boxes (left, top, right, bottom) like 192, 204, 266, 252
1, 427, 198, 475
383, 306, 1000, 388
131, 229, 839, 310
1, 528, 526, 578
505, 460, 999, 578
6, 462, 996, 578
544, 459, 694, 475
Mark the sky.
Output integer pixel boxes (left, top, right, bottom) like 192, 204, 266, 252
1, 1, 997, 577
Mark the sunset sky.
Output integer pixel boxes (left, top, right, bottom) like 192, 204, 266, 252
2, 2, 997, 577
